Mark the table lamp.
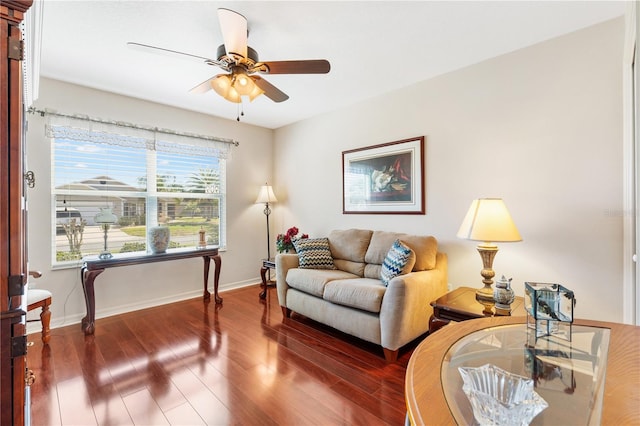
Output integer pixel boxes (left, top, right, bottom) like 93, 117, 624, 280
457, 198, 522, 310
94, 207, 118, 259
255, 183, 278, 260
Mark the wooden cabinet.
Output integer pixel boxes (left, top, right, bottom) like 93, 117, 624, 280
1, 1, 33, 425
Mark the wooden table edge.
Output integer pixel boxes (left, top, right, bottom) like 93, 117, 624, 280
405, 316, 640, 426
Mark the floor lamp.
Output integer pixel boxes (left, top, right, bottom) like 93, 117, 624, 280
255, 183, 278, 260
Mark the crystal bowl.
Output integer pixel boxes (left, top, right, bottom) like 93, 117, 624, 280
459, 364, 548, 426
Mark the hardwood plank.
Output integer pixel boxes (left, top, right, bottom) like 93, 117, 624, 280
122, 387, 169, 425
56, 377, 98, 425
169, 369, 231, 424
27, 284, 413, 425
92, 396, 134, 426
28, 345, 62, 426
163, 402, 206, 426
330, 379, 406, 424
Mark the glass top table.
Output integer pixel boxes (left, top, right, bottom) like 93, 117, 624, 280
404, 316, 640, 426
442, 324, 610, 425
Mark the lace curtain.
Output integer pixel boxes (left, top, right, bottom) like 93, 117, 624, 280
43, 111, 238, 159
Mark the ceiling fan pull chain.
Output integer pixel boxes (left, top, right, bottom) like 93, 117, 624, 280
236, 101, 246, 122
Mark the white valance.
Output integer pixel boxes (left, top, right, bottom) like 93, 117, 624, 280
41, 110, 238, 159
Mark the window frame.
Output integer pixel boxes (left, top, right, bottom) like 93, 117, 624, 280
47, 115, 232, 268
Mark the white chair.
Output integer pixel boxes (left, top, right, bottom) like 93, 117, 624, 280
27, 271, 52, 344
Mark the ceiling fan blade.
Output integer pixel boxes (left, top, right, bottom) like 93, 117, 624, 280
127, 42, 226, 68
189, 76, 219, 94
252, 76, 289, 103
218, 8, 248, 59
257, 59, 331, 75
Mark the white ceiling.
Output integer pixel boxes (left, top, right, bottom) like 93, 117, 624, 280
39, 1, 626, 129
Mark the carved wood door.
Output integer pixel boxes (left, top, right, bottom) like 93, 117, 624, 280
1, 1, 33, 425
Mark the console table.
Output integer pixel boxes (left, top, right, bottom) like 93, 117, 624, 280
405, 316, 640, 425
80, 246, 221, 335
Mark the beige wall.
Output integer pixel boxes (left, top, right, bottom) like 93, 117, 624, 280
273, 18, 625, 322
27, 17, 625, 332
26, 78, 274, 329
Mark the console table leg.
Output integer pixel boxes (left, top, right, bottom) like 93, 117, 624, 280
81, 268, 103, 335
202, 256, 211, 301
212, 254, 222, 304
203, 255, 222, 304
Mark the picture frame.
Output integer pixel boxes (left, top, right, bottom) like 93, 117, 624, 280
342, 136, 425, 214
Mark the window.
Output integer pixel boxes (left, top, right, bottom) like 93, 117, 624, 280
47, 115, 234, 266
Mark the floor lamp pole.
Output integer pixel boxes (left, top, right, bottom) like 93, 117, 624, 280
263, 202, 272, 260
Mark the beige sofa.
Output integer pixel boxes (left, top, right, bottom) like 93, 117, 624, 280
276, 228, 448, 362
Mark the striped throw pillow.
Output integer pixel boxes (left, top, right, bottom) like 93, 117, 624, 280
293, 238, 336, 270
380, 239, 416, 286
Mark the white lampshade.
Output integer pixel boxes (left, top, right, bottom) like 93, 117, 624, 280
211, 75, 241, 103
255, 184, 278, 204
233, 73, 256, 96
211, 72, 264, 103
457, 198, 522, 243
246, 82, 264, 102
94, 207, 117, 224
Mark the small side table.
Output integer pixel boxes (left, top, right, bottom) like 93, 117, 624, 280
259, 258, 276, 299
429, 286, 526, 333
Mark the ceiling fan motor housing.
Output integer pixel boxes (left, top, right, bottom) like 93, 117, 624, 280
216, 44, 259, 69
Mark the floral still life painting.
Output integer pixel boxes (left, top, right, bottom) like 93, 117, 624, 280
276, 227, 309, 253
342, 136, 425, 214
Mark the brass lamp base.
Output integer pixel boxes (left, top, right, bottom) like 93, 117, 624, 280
475, 286, 495, 315
475, 243, 498, 315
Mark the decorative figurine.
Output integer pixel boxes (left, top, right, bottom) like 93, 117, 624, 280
198, 226, 207, 248
493, 275, 515, 315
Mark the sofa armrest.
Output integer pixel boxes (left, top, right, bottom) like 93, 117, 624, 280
379, 252, 448, 350
275, 253, 299, 307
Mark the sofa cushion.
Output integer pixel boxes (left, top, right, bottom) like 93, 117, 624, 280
323, 278, 386, 313
402, 235, 438, 271
287, 268, 359, 297
333, 259, 366, 277
380, 239, 416, 286
364, 231, 438, 272
365, 231, 403, 265
293, 237, 337, 270
328, 229, 373, 263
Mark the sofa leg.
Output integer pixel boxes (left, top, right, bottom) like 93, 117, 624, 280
281, 306, 292, 318
383, 348, 399, 363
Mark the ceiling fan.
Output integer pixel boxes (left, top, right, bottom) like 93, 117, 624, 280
128, 8, 330, 106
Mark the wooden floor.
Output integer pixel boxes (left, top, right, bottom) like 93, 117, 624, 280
27, 284, 422, 425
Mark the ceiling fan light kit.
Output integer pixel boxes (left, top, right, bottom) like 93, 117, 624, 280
211, 72, 263, 103
128, 7, 330, 117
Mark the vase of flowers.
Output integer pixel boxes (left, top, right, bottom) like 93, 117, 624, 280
276, 226, 308, 253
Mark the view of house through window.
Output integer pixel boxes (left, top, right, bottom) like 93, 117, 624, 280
51, 123, 227, 266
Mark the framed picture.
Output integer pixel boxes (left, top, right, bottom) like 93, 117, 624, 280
342, 136, 425, 214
